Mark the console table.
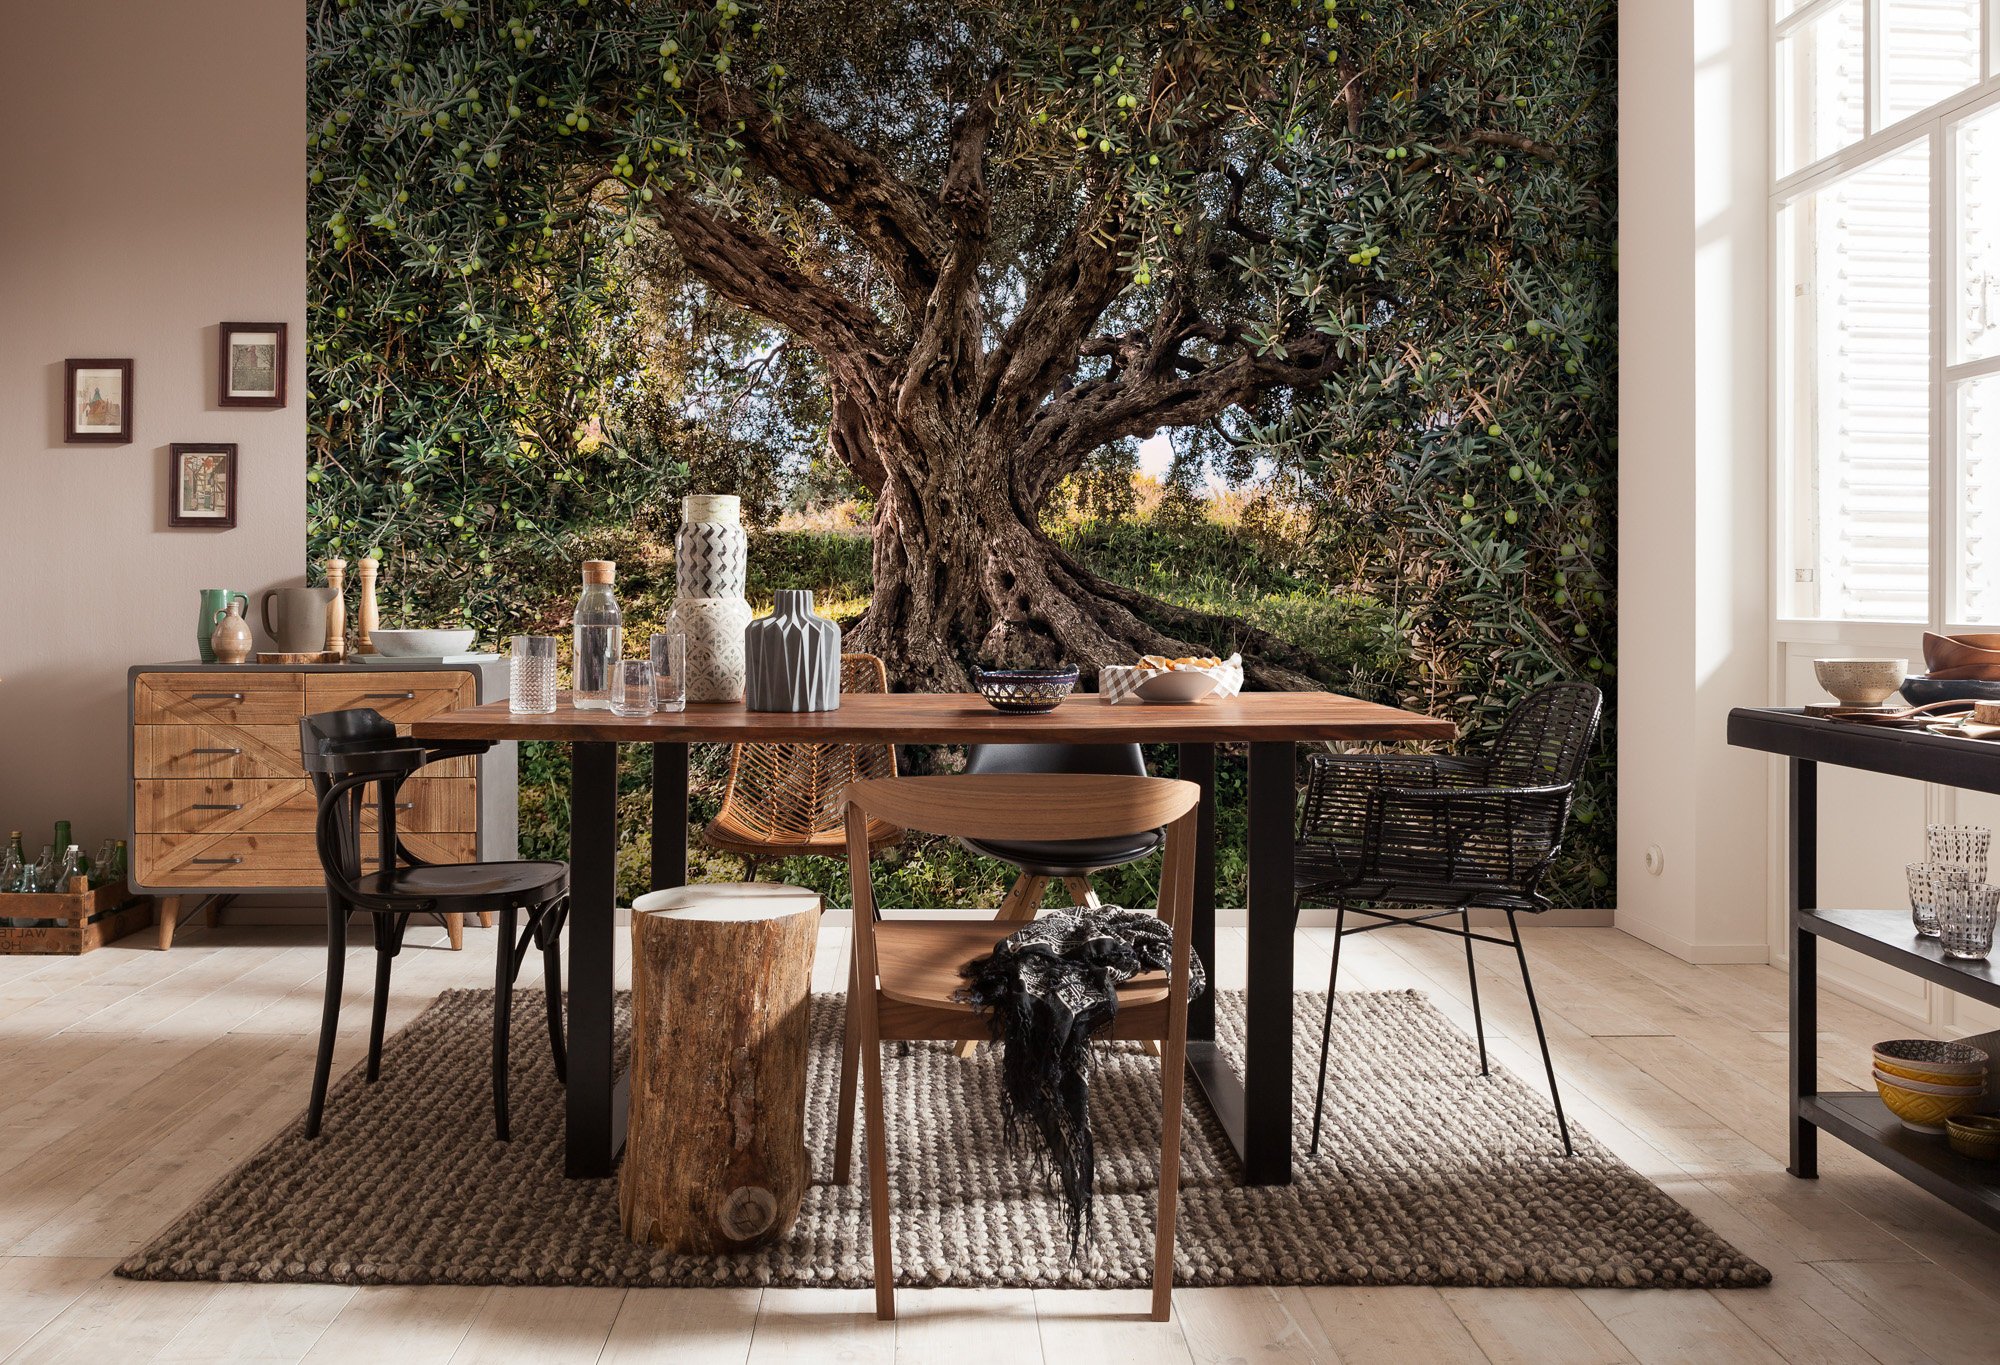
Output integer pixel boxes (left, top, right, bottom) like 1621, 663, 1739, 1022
127, 660, 517, 947
1727, 707, 2000, 1234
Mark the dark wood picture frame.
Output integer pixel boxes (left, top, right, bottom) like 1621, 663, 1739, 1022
168, 443, 239, 529
64, 358, 133, 443
218, 322, 287, 408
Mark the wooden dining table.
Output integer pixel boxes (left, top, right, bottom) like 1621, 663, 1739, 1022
412, 690, 1452, 1182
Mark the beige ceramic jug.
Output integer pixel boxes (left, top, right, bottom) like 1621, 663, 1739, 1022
209, 598, 254, 664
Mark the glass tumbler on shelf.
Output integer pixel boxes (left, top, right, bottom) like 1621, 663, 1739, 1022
650, 632, 687, 713
610, 659, 657, 718
1934, 879, 2000, 961
1907, 861, 1942, 937
1926, 824, 1991, 878
511, 635, 559, 714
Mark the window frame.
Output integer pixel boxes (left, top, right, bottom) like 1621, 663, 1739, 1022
1772, 0, 2000, 636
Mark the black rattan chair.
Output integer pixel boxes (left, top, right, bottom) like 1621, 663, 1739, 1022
1297, 681, 1603, 1157
300, 708, 570, 1141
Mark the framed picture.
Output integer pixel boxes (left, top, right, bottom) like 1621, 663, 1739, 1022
169, 443, 238, 529
218, 322, 287, 408
65, 358, 133, 443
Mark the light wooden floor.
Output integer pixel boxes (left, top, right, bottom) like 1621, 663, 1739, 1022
1, 916, 1997, 1364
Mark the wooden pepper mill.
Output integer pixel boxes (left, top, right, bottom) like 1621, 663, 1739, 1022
355, 556, 380, 655
323, 558, 348, 660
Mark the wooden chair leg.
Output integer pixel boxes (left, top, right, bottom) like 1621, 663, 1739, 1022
155, 895, 181, 951
1151, 1031, 1187, 1323
306, 903, 347, 1139
953, 873, 1047, 1058
479, 912, 494, 928
859, 989, 895, 1320
1061, 876, 1100, 908
445, 912, 464, 951
833, 945, 862, 1183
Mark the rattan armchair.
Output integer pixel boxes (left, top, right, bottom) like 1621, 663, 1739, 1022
1298, 681, 1603, 1158
700, 653, 903, 880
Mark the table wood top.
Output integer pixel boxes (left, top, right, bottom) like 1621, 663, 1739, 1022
410, 690, 1456, 745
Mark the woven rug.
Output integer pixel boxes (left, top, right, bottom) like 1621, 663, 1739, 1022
118, 988, 1768, 1290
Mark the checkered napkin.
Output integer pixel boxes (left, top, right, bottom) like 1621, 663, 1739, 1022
1100, 653, 1245, 704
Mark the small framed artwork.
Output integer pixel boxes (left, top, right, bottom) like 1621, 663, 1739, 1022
218, 322, 287, 408
65, 358, 133, 443
169, 443, 238, 529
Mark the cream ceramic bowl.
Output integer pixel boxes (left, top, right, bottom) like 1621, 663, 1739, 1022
370, 628, 479, 656
1135, 671, 1221, 704
1813, 658, 1908, 706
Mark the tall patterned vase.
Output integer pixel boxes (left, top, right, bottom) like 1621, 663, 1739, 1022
673, 495, 752, 702
744, 590, 841, 712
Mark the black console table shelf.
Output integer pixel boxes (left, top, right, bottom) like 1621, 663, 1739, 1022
1728, 708, 2000, 1236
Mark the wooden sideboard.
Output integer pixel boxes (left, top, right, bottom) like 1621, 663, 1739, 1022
127, 660, 517, 948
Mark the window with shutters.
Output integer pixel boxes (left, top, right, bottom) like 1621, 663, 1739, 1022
1775, 0, 2000, 626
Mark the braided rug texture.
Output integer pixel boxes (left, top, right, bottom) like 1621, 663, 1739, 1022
118, 988, 1768, 1290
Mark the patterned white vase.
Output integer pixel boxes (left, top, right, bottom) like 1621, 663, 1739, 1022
744, 590, 841, 712
669, 595, 754, 703
676, 494, 747, 599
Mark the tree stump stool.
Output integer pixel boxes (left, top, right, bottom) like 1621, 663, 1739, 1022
620, 882, 821, 1254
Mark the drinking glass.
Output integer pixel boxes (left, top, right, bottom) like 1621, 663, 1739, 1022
1926, 824, 1991, 879
1907, 861, 1941, 937
510, 635, 558, 714
611, 659, 656, 718
1934, 879, 2000, 960
650, 631, 687, 713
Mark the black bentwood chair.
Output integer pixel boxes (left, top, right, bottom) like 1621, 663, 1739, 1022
300, 709, 570, 1141
1298, 681, 1603, 1158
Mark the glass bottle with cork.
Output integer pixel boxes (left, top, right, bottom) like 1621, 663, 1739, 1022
572, 560, 623, 710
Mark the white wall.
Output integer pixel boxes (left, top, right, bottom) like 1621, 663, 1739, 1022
1616, 0, 1775, 963
0, 0, 307, 854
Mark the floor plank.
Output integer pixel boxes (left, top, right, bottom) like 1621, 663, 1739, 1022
0, 1258, 119, 1362
597, 1287, 760, 1365
298, 1286, 490, 1365
1300, 1286, 1489, 1365
1176, 1286, 1338, 1364
1032, 1289, 1194, 1365
893, 1288, 1041, 1365
747, 1287, 896, 1365
154, 1283, 355, 1364
4, 1276, 220, 1365
444, 1285, 625, 1365
1437, 1289, 1636, 1365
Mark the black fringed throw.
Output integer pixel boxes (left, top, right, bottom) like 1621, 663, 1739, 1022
954, 907, 1207, 1256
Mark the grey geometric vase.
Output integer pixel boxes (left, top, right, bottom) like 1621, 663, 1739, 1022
743, 590, 841, 712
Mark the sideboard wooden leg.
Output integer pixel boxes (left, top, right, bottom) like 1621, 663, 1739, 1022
446, 912, 465, 950
205, 901, 222, 928
156, 896, 182, 951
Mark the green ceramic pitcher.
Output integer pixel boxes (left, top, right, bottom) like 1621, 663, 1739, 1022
196, 589, 245, 663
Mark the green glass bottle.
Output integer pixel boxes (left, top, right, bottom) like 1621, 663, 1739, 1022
53, 821, 71, 856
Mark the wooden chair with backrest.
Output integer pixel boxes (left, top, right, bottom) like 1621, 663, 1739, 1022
701, 654, 901, 880
832, 772, 1201, 1323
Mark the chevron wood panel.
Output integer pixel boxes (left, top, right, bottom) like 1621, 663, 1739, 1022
134, 777, 477, 834
134, 673, 304, 725
134, 724, 306, 778
305, 672, 475, 723
137, 831, 475, 887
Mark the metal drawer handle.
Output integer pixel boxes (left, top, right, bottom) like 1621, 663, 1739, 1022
396, 802, 414, 810
192, 856, 244, 865
193, 803, 244, 811
364, 692, 417, 700
191, 692, 245, 700
191, 747, 243, 755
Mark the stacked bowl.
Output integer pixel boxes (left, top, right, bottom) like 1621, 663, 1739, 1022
1872, 1039, 1989, 1134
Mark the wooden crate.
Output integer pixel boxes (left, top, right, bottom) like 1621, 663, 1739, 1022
0, 879, 154, 955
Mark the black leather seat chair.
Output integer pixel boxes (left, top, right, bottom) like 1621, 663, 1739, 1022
300, 708, 570, 1141
958, 743, 1165, 910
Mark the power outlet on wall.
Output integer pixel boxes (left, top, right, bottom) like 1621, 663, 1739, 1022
1644, 844, 1666, 877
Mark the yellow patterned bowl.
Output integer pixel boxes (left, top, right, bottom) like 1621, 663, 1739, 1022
1874, 1038, 1989, 1086
1873, 1070, 1987, 1133
1946, 1115, 2000, 1160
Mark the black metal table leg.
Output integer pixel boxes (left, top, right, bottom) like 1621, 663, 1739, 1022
566, 741, 621, 1178
651, 742, 689, 892
1183, 739, 1296, 1185
1789, 756, 1819, 1180
1180, 742, 1217, 1045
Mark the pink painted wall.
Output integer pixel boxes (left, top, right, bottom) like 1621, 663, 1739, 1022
0, 1, 307, 854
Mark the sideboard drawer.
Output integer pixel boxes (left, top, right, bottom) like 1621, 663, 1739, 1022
136, 831, 477, 887
134, 724, 306, 778
134, 778, 476, 835
305, 672, 475, 723
135, 673, 304, 725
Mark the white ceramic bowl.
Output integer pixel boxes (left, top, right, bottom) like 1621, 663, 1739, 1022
370, 628, 478, 657
1136, 670, 1221, 704
1813, 658, 1908, 706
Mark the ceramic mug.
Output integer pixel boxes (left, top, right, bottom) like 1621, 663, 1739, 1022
262, 587, 331, 654
196, 589, 243, 663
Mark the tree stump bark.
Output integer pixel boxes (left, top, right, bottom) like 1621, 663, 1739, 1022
620, 882, 821, 1254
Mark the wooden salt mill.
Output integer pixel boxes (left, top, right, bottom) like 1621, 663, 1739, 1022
355, 556, 380, 655
323, 558, 348, 660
